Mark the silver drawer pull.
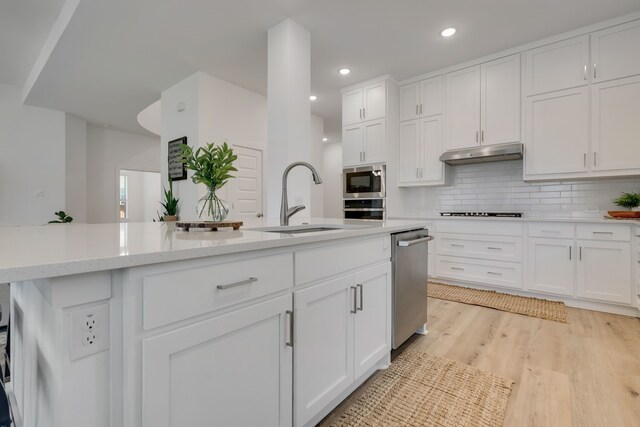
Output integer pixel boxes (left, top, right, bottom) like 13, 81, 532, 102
487, 271, 502, 276
451, 244, 465, 247
217, 277, 258, 290
487, 247, 502, 250
593, 231, 614, 235
357, 284, 363, 311
285, 310, 294, 347
351, 286, 358, 314
541, 229, 560, 233
451, 267, 464, 271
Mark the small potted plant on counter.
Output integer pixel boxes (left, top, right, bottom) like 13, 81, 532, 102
48, 211, 73, 223
159, 179, 180, 222
609, 192, 640, 218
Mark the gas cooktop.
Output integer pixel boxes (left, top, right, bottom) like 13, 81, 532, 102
440, 212, 523, 218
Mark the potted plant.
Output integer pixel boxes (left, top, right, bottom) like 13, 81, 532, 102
614, 192, 640, 211
48, 211, 73, 223
181, 142, 237, 221
159, 179, 180, 221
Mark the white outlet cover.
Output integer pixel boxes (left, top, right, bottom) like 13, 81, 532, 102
68, 302, 110, 361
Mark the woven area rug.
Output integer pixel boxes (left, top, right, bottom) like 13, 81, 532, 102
428, 282, 568, 323
329, 349, 513, 427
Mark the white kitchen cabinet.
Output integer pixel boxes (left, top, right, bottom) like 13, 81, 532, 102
342, 124, 364, 167
444, 65, 481, 150
591, 20, 640, 83
342, 82, 387, 126
481, 55, 521, 145
527, 238, 575, 296
399, 77, 443, 122
354, 263, 391, 378
363, 119, 387, 164
141, 295, 293, 427
523, 35, 590, 95
398, 116, 446, 186
399, 83, 420, 122
294, 275, 355, 427
591, 75, 640, 172
342, 88, 364, 126
524, 86, 590, 178
577, 240, 632, 304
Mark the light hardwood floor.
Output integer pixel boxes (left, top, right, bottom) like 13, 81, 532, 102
320, 298, 640, 427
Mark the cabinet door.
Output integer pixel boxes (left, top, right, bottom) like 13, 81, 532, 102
342, 124, 364, 166
523, 35, 589, 95
398, 120, 420, 184
354, 263, 391, 379
399, 83, 420, 122
343, 88, 363, 125
591, 20, 640, 83
577, 240, 631, 304
444, 66, 481, 150
363, 119, 386, 164
420, 76, 443, 117
481, 54, 521, 145
524, 87, 589, 178
420, 115, 446, 184
142, 295, 292, 427
526, 238, 575, 296
363, 81, 386, 121
591, 75, 640, 172
294, 276, 355, 427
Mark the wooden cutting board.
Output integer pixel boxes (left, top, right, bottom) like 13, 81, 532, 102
176, 221, 243, 231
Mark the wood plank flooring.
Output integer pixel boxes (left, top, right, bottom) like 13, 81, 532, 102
319, 298, 640, 427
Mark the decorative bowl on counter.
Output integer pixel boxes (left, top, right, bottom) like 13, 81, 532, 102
607, 211, 640, 219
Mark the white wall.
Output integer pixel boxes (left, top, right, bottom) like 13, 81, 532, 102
86, 125, 160, 223
0, 83, 66, 225
65, 113, 87, 222
323, 142, 343, 218
310, 114, 324, 218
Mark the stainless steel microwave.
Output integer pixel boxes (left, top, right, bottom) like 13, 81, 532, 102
343, 165, 386, 199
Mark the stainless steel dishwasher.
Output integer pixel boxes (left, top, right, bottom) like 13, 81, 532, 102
391, 228, 432, 349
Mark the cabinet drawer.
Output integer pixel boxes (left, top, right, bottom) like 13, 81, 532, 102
296, 237, 390, 285
577, 224, 630, 241
528, 222, 575, 239
436, 220, 523, 236
143, 253, 293, 330
436, 255, 522, 289
437, 233, 522, 262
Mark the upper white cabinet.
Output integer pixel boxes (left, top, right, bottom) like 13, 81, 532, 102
343, 119, 387, 167
444, 54, 520, 151
342, 81, 387, 126
523, 35, 590, 95
591, 19, 640, 83
398, 117, 447, 186
399, 76, 443, 121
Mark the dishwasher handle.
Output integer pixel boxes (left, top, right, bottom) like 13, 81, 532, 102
397, 235, 433, 247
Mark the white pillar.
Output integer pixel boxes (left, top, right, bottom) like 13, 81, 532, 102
266, 19, 312, 221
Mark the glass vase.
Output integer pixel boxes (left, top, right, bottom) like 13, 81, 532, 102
196, 187, 229, 222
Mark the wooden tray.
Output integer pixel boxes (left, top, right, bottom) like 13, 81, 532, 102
607, 211, 640, 219
176, 220, 243, 231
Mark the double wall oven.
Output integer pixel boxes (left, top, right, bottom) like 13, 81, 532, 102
343, 164, 386, 220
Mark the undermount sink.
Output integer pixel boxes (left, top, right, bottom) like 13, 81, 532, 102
250, 224, 371, 234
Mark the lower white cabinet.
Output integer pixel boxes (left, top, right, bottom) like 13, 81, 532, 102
141, 295, 293, 427
294, 263, 391, 427
526, 238, 575, 296
577, 240, 631, 304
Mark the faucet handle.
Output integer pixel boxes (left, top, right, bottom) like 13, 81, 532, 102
287, 205, 306, 216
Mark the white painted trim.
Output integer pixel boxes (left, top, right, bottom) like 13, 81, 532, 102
399, 11, 640, 86
341, 74, 398, 93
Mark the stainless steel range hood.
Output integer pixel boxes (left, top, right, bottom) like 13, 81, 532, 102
439, 143, 523, 165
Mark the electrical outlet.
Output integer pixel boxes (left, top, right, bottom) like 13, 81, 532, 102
68, 302, 109, 361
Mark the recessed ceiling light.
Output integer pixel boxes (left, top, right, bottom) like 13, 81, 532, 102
322, 137, 328, 142
441, 27, 456, 37
309, 95, 318, 101
338, 68, 351, 76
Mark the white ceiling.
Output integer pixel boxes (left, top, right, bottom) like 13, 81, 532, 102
8, 0, 640, 141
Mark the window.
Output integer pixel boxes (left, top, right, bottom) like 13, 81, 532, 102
119, 175, 128, 221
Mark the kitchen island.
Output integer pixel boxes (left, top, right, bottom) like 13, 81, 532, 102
1, 218, 428, 427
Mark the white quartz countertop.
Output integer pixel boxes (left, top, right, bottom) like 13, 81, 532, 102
419, 215, 640, 224
0, 218, 429, 283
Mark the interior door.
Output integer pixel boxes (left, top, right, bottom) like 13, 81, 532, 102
354, 263, 391, 378
591, 75, 640, 172
141, 295, 292, 427
342, 124, 364, 166
342, 88, 363, 126
420, 115, 445, 183
399, 83, 420, 122
362, 119, 386, 164
577, 240, 631, 304
294, 276, 355, 427
444, 65, 481, 150
398, 120, 420, 184
363, 81, 386, 121
481, 54, 521, 145
230, 146, 263, 218
524, 86, 589, 177
526, 238, 575, 296
591, 20, 640, 83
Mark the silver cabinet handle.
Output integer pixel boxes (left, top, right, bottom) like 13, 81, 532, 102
541, 229, 560, 234
451, 267, 464, 271
487, 246, 502, 250
451, 243, 465, 247
584, 153, 587, 167
475, 131, 479, 143
583, 65, 587, 81
481, 130, 485, 142
593, 63, 597, 79
579, 246, 582, 261
359, 108, 362, 119
351, 286, 358, 314
569, 246, 572, 260
363, 151, 366, 161
487, 271, 502, 276
398, 235, 433, 247
594, 152, 597, 167
362, 107, 366, 118
357, 284, 363, 311
415, 104, 419, 115
416, 168, 419, 178
593, 231, 613, 235
420, 104, 423, 115
285, 310, 293, 347
217, 277, 257, 290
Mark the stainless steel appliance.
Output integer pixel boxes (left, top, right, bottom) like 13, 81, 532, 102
440, 212, 523, 217
343, 165, 386, 199
439, 142, 523, 165
391, 228, 432, 349
343, 199, 385, 220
